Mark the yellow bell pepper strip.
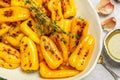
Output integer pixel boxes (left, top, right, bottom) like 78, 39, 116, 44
62, 19, 71, 47
57, 38, 69, 62
53, 33, 69, 62
61, 0, 76, 19
39, 36, 63, 69
69, 18, 89, 53
40, 61, 79, 78
69, 35, 95, 71
0, 59, 20, 69
47, 0, 63, 21
6, 25, 24, 47
0, 23, 10, 36
0, 43, 20, 69
56, 19, 71, 62
20, 19, 40, 44
7, 22, 21, 35
57, 19, 71, 47
0, 7, 30, 23
20, 36, 39, 71
36, 44, 44, 62
6, 34, 24, 47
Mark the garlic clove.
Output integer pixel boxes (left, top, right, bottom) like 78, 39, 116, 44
97, 0, 114, 15
101, 17, 116, 31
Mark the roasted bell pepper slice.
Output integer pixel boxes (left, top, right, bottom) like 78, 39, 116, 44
36, 44, 44, 62
6, 34, 24, 47
57, 19, 71, 47
6, 25, 24, 47
51, 33, 69, 62
0, 23, 10, 36
69, 35, 95, 71
20, 19, 39, 44
47, 0, 63, 21
69, 18, 89, 53
39, 36, 63, 69
20, 36, 39, 71
61, 0, 76, 18
0, 43, 20, 69
40, 61, 79, 78
0, 7, 30, 23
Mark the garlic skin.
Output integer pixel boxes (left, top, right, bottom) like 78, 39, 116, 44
101, 17, 116, 31
97, 0, 114, 15
115, 0, 120, 2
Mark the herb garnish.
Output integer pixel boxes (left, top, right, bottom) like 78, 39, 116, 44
79, 16, 84, 21
50, 49, 54, 54
44, 45, 49, 49
24, 0, 69, 35
0, 77, 7, 80
24, 0, 82, 39
75, 34, 80, 39
24, 0, 31, 5
60, 38, 67, 44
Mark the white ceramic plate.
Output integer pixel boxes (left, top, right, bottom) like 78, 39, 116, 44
0, 0, 102, 80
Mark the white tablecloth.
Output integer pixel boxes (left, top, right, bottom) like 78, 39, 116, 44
83, 0, 120, 80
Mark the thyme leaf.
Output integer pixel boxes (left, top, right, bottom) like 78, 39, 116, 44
60, 38, 67, 44
79, 16, 84, 21
24, 0, 30, 5
35, 13, 43, 18
26, 70, 34, 73
75, 34, 80, 39
50, 49, 54, 54
29, 6, 39, 12
39, 18, 46, 25
41, 29, 44, 36
0, 77, 7, 80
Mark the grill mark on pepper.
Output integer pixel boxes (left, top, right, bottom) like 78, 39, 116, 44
24, 44, 28, 47
28, 52, 30, 56
4, 9, 13, 17
77, 48, 82, 55
0, 57, 5, 62
29, 62, 32, 67
1, 64, 4, 67
24, 64, 27, 67
54, 54, 60, 60
27, 20, 33, 27
6, 22, 18, 27
84, 51, 89, 57
3, 0, 11, 4
9, 64, 12, 67
81, 22, 86, 28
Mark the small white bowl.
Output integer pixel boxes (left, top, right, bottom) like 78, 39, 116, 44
104, 28, 120, 63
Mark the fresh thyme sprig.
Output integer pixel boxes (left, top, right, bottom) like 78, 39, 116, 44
24, 0, 81, 41
0, 77, 7, 80
79, 16, 84, 21
25, 0, 70, 36
24, 0, 31, 5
